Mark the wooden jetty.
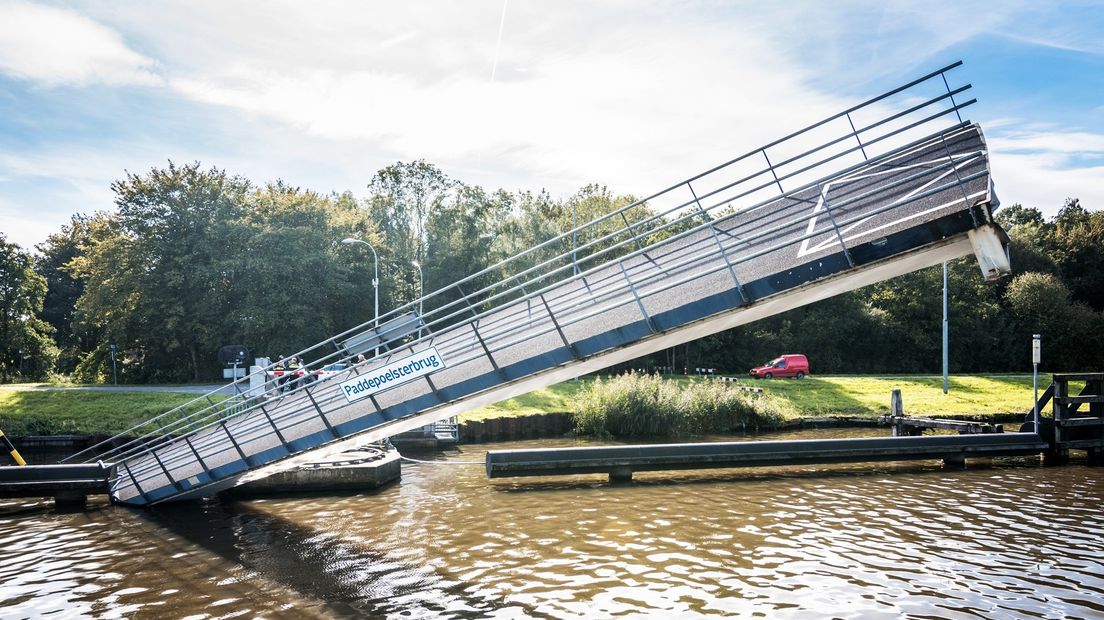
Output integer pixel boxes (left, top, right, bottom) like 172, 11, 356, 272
881, 389, 1003, 435
486, 433, 1050, 482
1040, 373, 1104, 464
0, 463, 113, 505
487, 375, 1104, 482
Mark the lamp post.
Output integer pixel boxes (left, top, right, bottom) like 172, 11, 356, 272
412, 259, 424, 339
341, 238, 379, 357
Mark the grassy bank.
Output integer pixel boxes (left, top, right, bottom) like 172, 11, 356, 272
0, 373, 1041, 437
743, 374, 1041, 417
459, 380, 590, 421
461, 373, 1042, 422
0, 390, 211, 436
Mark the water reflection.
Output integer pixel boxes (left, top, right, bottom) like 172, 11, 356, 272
2, 430, 1103, 618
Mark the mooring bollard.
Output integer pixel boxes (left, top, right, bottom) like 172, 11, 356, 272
890, 389, 904, 436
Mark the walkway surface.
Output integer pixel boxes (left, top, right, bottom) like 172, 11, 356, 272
108, 123, 1002, 506
76, 63, 1010, 505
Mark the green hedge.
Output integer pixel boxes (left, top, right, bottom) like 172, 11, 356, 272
573, 372, 787, 438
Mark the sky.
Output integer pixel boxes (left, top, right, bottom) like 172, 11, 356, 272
1, 0, 1102, 251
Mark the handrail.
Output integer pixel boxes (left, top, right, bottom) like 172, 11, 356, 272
111, 123, 988, 480
72, 62, 976, 470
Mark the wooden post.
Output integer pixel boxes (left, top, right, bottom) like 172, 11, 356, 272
1091, 377, 1104, 456
1052, 377, 1069, 464
890, 389, 904, 436
609, 466, 633, 482
943, 453, 966, 468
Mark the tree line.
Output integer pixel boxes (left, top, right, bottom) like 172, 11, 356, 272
1, 159, 1100, 383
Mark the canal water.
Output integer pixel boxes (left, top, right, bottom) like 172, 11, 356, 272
2, 429, 1103, 618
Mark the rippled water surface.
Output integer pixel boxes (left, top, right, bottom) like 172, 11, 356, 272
3, 429, 1103, 618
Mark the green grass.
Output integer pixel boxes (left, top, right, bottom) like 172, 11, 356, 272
459, 379, 590, 421
0, 390, 218, 436
742, 374, 1042, 417
0, 373, 1044, 437
463, 373, 1044, 422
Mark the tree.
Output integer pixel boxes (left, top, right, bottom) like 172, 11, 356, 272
72, 161, 252, 382
1050, 199, 1104, 311
34, 213, 105, 373
365, 161, 454, 312
232, 184, 378, 358
423, 184, 511, 318
0, 235, 58, 380
1004, 271, 1103, 371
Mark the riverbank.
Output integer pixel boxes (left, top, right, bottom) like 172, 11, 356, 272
0, 390, 211, 436
461, 373, 1043, 421
0, 374, 1040, 438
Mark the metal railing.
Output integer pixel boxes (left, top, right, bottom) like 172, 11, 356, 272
68, 62, 984, 492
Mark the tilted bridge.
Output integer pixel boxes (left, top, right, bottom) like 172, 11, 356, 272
64, 61, 1017, 505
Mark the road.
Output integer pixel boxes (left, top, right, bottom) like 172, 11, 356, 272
0, 385, 224, 394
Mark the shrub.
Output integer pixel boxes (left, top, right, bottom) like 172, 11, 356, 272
573, 372, 786, 438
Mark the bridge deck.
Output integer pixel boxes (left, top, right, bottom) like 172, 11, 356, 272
111, 123, 997, 505
81, 64, 1009, 505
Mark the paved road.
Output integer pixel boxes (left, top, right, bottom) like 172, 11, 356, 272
0, 385, 224, 394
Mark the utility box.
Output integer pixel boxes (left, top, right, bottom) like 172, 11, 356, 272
247, 357, 271, 398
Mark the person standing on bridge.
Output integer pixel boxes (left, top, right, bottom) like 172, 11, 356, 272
276, 355, 291, 393
287, 356, 303, 391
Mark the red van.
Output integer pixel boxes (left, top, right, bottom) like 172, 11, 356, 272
749, 354, 809, 379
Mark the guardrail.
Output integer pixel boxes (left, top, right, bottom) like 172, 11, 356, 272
66, 62, 986, 492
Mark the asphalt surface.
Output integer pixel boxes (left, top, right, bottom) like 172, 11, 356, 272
0, 385, 224, 393
111, 123, 995, 504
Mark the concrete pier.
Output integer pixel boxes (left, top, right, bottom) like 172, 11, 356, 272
226, 447, 400, 498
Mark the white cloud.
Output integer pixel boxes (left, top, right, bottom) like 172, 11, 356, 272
0, 148, 137, 252
0, 0, 159, 86
988, 129, 1104, 213
989, 130, 1104, 157
1, 0, 1100, 251
150, 1, 859, 203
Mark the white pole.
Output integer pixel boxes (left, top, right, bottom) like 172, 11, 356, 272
413, 260, 424, 339
572, 202, 578, 276
372, 251, 379, 358
1033, 334, 1041, 433
341, 238, 380, 357
942, 261, 949, 394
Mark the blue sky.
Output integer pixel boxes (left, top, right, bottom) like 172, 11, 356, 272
1, 0, 1102, 250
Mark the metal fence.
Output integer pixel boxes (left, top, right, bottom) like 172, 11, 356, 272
64, 61, 984, 495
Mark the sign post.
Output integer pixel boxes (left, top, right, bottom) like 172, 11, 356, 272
218, 345, 250, 380
109, 343, 117, 385
1032, 334, 1041, 433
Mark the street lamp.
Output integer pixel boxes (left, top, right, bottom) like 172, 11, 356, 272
411, 259, 424, 339
341, 238, 379, 357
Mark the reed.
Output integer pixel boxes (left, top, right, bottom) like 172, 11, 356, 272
573, 372, 787, 438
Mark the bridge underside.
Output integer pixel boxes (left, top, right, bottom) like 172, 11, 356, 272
107, 118, 1006, 506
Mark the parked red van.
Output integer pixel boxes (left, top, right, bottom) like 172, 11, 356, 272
748, 354, 809, 379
